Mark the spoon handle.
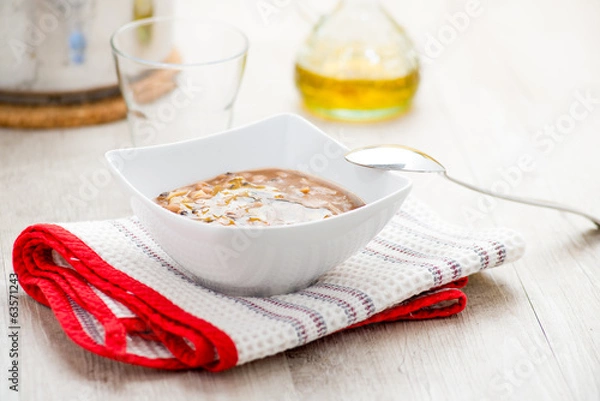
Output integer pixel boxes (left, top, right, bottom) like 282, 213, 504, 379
443, 172, 600, 228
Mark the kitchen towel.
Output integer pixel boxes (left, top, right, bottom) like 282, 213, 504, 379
12, 198, 525, 371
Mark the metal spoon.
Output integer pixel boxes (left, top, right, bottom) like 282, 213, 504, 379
345, 144, 600, 228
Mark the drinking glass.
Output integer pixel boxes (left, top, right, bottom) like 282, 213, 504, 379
111, 17, 248, 146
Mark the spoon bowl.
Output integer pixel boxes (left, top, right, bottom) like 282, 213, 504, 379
344, 145, 445, 173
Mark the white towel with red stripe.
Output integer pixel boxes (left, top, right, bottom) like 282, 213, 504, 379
13, 198, 525, 371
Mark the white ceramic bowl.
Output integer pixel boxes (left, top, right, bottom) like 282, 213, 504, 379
106, 114, 411, 296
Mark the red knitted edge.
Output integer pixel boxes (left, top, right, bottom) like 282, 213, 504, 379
13, 224, 238, 371
437, 276, 468, 290
346, 286, 467, 329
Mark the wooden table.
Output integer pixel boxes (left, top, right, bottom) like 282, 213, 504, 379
1, 0, 599, 399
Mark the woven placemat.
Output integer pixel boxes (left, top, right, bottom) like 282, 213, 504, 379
0, 49, 181, 130
0, 95, 127, 129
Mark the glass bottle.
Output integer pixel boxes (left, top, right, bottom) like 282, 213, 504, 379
295, 0, 419, 122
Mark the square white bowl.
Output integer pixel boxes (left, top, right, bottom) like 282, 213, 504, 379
106, 113, 412, 296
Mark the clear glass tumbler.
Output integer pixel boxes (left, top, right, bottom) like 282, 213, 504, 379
111, 17, 248, 146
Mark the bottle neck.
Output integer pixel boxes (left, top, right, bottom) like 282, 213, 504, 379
337, 0, 381, 11
335, 0, 383, 19
342, 0, 378, 3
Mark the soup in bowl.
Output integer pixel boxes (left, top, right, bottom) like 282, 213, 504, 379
105, 113, 411, 296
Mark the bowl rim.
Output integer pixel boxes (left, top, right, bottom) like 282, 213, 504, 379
106, 113, 412, 232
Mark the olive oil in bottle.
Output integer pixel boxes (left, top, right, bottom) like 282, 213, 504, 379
294, 0, 419, 122
295, 63, 419, 122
